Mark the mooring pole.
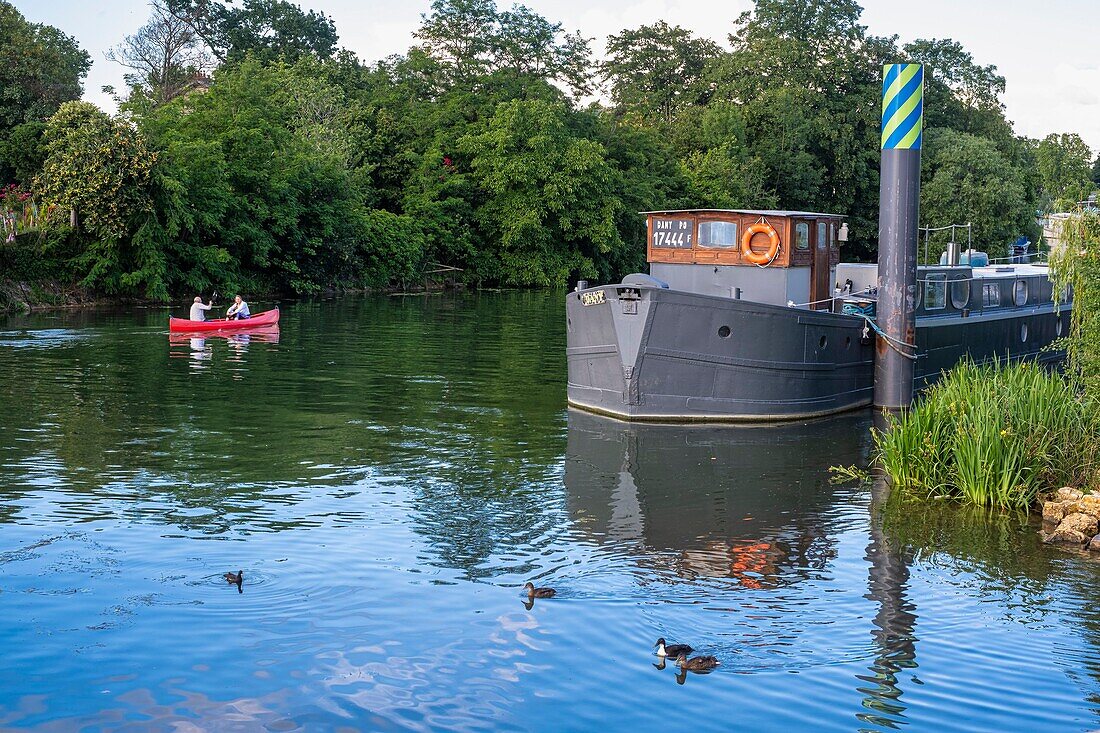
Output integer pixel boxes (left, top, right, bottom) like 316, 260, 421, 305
874, 63, 924, 411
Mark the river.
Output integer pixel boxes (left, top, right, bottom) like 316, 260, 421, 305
1, 292, 1098, 731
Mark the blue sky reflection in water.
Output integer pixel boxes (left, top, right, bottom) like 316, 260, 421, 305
0, 293, 1099, 731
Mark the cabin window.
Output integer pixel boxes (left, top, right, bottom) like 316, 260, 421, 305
951, 280, 970, 309
795, 222, 809, 250
816, 222, 828, 250
1013, 280, 1028, 306
924, 273, 947, 310
698, 221, 738, 248
983, 282, 1001, 308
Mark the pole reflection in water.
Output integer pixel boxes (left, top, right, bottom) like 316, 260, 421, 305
858, 473, 918, 731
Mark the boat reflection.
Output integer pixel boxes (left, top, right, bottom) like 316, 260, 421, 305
168, 325, 280, 346
563, 409, 873, 586
168, 326, 280, 371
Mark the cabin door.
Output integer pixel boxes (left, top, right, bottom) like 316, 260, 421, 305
811, 220, 831, 310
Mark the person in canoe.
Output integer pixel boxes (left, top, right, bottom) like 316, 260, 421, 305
190, 296, 213, 321
226, 295, 251, 320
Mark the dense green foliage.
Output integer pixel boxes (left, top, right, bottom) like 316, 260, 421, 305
875, 361, 1100, 510
165, 0, 338, 63
1037, 133, 1096, 208
1051, 210, 1100, 395
0, 1, 89, 185
1, 0, 1097, 300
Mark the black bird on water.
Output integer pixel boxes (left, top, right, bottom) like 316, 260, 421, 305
224, 570, 243, 592
654, 638, 694, 658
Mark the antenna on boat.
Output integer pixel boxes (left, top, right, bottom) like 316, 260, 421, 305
874, 63, 924, 411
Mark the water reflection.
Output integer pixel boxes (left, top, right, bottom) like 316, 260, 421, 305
4, 297, 1100, 731
563, 409, 873, 587
168, 327, 280, 369
859, 478, 918, 731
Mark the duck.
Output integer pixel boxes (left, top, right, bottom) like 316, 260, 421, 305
676, 652, 720, 671
654, 638, 694, 658
224, 570, 243, 585
523, 582, 555, 598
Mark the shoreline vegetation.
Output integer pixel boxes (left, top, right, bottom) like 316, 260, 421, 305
869, 210, 1100, 550
2, 0, 1099, 307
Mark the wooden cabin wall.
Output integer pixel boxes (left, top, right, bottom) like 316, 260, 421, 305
646, 212, 840, 268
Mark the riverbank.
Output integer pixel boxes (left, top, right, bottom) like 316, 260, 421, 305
0, 278, 474, 315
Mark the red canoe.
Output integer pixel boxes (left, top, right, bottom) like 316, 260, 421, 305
169, 308, 280, 333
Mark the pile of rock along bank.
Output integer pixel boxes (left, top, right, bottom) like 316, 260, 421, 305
1041, 488, 1100, 550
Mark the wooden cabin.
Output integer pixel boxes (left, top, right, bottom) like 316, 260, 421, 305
644, 209, 845, 310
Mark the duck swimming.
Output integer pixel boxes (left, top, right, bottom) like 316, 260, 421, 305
676, 652, 720, 671
523, 582, 555, 598
655, 638, 693, 658
224, 570, 243, 585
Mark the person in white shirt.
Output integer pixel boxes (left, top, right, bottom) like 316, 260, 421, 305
190, 296, 213, 321
226, 295, 251, 320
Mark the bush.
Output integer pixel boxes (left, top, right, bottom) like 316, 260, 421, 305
1050, 210, 1100, 395
875, 360, 1100, 510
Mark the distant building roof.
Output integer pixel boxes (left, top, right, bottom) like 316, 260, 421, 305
640, 208, 846, 218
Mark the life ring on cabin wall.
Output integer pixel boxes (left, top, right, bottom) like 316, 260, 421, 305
741, 221, 781, 266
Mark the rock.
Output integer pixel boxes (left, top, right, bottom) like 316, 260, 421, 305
1058, 512, 1098, 538
1042, 528, 1089, 545
1056, 487, 1084, 502
1070, 495, 1100, 519
1043, 501, 1070, 524
1089, 534, 1100, 552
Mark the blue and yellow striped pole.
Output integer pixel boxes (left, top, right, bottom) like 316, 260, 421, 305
880, 63, 924, 151
874, 63, 923, 411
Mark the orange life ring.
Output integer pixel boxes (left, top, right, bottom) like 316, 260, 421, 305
741, 222, 780, 265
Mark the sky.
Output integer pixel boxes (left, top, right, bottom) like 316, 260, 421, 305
13, 0, 1100, 153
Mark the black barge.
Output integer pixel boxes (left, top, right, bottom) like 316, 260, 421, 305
566, 209, 1068, 422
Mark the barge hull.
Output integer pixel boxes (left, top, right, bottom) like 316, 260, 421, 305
566, 285, 874, 422
566, 285, 1068, 423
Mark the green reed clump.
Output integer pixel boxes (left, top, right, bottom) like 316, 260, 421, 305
875, 360, 1100, 510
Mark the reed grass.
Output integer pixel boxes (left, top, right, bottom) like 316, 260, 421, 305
875, 360, 1100, 510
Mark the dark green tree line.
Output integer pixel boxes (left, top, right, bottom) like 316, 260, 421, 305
1, 0, 1096, 301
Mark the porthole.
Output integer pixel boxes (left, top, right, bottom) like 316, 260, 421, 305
718, 325, 731, 338
819, 335, 828, 349
1014, 280, 1028, 306
1020, 323, 1028, 343
1056, 317, 1064, 337
950, 280, 970, 309
567, 318, 573, 331
845, 336, 852, 350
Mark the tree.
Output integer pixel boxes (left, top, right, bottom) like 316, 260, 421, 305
107, 0, 211, 106
1092, 154, 1100, 187
1036, 133, 1093, 208
458, 99, 623, 285
706, 0, 896, 258
413, 0, 592, 96
904, 38, 1011, 141
920, 128, 1031, 255
36, 101, 165, 297
602, 21, 721, 125
141, 59, 391, 294
164, 0, 338, 64
0, 122, 46, 185
0, 1, 90, 129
